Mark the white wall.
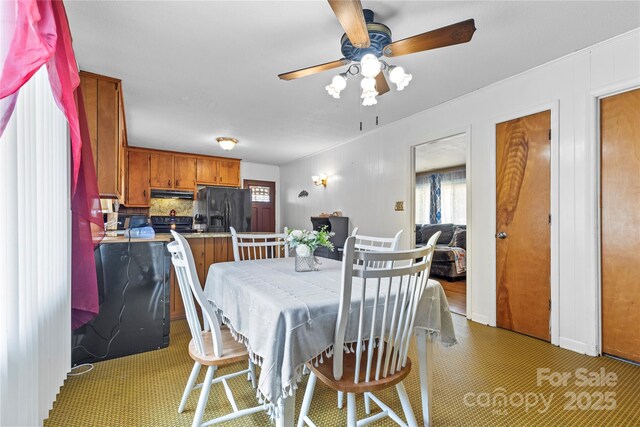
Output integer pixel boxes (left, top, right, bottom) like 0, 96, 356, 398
280, 29, 640, 356
240, 161, 281, 232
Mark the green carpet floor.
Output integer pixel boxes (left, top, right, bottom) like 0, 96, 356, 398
46, 315, 640, 426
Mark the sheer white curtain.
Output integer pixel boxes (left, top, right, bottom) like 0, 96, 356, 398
415, 174, 431, 224
441, 174, 467, 225
0, 67, 71, 426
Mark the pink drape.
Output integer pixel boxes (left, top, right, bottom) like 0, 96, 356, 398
1, 0, 103, 329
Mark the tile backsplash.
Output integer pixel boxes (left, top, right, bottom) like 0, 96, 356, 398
149, 198, 194, 217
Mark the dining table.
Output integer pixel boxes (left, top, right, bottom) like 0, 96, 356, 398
204, 256, 457, 427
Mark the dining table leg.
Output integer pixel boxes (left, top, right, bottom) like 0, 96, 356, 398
276, 388, 296, 427
416, 328, 434, 427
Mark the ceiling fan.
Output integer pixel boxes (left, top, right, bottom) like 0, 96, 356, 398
278, 0, 476, 105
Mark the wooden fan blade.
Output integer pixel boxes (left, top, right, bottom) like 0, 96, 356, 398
383, 19, 476, 57
278, 59, 350, 81
328, 0, 370, 48
375, 72, 390, 96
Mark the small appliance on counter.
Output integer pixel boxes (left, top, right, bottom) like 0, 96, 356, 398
123, 214, 154, 239
193, 214, 207, 232
151, 216, 196, 234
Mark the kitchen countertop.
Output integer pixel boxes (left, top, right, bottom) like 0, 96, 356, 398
96, 231, 275, 244
97, 235, 172, 244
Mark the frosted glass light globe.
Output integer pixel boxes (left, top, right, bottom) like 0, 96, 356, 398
360, 77, 376, 91
331, 74, 347, 91
389, 66, 406, 84
360, 54, 381, 78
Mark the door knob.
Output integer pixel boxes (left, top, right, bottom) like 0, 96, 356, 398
497, 232, 507, 239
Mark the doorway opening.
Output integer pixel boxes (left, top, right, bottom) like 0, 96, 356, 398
414, 133, 468, 316
243, 179, 276, 232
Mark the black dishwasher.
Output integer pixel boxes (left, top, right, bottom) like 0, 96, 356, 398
72, 240, 171, 365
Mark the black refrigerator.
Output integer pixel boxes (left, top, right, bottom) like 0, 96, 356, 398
196, 187, 252, 232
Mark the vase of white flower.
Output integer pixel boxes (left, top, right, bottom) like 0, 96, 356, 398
286, 227, 334, 272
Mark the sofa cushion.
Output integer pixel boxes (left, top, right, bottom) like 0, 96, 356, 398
433, 246, 457, 262
418, 223, 455, 245
449, 226, 467, 249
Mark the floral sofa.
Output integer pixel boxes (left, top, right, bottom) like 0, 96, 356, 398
415, 223, 466, 281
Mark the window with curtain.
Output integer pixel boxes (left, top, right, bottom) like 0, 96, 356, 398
416, 167, 466, 225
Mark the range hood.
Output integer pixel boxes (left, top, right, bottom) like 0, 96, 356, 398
150, 189, 194, 200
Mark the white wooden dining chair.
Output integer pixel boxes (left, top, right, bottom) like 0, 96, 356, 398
168, 231, 265, 427
337, 227, 403, 409
351, 227, 403, 264
230, 226, 289, 261
298, 236, 437, 427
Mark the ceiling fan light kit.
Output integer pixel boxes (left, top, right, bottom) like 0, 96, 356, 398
278, 1, 476, 107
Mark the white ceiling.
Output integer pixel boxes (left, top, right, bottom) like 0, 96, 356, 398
65, 1, 639, 165
415, 133, 467, 173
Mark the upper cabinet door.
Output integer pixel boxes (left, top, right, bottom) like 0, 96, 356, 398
81, 76, 99, 172
196, 158, 218, 185
96, 79, 120, 197
126, 151, 150, 206
149, 153, 174, 188
218, 159, 241, 187
173, 156, 197, 190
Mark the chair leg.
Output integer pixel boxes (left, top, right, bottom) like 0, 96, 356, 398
346, 393, 357, 427
364, 392, 371, 414
179, 362, 202, 413
396, 382, 418, 427
297, 372, 317, 427
337, 391, 344, 409
193, 366, 216, 427
249, 360, 257, 389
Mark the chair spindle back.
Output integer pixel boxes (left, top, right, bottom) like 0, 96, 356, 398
168, 231, 223, 357
333, 236, 437, 385
230, 227, 290, 261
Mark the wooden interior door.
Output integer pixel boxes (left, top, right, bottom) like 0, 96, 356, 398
601, 88, 640, 363
244, 180, 276, 232
496, 110, 551, 341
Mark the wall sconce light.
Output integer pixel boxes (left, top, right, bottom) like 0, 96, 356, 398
312, 174, 328, 187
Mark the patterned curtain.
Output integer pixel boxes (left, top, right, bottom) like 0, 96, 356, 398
416, 167, 466, 224
429, 174, 442, 224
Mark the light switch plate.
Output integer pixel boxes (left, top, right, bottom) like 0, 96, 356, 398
395, 201, 404, 211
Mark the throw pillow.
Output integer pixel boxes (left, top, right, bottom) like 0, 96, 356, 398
420, 223, 455, 245
449, 226, 466, 249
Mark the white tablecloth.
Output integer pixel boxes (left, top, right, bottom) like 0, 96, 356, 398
204, 257, 456, 414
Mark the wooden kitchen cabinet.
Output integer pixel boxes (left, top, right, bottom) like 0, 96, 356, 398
126, 151, 150, 206
197, 158, 218, 185
150, 152, 173, 188
170, 236, 235, 320
218, 159, 241, 187
173, 156, 197, 190
80, 71, 125, 200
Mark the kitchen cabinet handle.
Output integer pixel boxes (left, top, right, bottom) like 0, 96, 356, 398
143, 189, 147, 198
168, 180, 171, 187
176, 179, 179, 187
